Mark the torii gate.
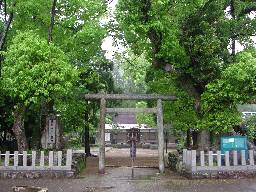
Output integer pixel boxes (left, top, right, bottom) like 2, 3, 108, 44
84, 94, 176, 174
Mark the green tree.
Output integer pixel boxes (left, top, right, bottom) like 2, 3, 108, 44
115, 0, 256, 148
1, 31, 78, 151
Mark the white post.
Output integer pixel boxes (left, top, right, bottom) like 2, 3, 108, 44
157, 99, 165, 173
14, 151, 19, 166
217, 151, 221, 167
66, 149, 72, 169
200, 151, 205, 166
208, 151, 213, 167
58, 151, 62, 166
187, 151, 192, 167
23, 151, 27, 166
191, 150, 196, 167
183, 149, 187, 164
49, 151, 53, 167
225, 151, 230, 166
32, 151, 36, 167
249, 150, 254, 166
40, 151, 45, 167
241, 150, 246, 166
4, 151, 10, 166
233, 151, 238, 166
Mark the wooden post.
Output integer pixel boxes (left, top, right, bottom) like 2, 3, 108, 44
32, 151, 36, 167
23, 151, 27, 167
217, 151, 221, 167
14, 151, 19, 166
157, 99, 164, 173
200, 151, 205, 166
208, 151, 213, 167
191, 150, 196, 167
233, 150, 238, 166
225, 151, 230, 166
40, 151, 45, 167
241, 150, 246, 165
66, 149, 72, 169
249, 150, 254, 166
99, 98, 106, 174
49, 151, 53, 167
5, 151, 10, 166
58, 151, 62, 166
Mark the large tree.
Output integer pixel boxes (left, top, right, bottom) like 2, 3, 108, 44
115, 0, 256, 148
1, 31, 78, 151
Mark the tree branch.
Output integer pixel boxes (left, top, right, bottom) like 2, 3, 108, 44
0, 1, 16, 51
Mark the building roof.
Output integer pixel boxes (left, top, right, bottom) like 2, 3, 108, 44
105, 124, 156, 130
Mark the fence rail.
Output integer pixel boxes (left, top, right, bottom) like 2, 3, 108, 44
0, 149, 72, 171
183, 149, 256, 172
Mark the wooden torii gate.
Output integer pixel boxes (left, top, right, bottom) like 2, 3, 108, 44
84, 94, 176, 174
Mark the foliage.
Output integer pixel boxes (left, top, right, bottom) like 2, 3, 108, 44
116, 0, 256, 139
201, 49, 256, 133
1, 31, 78, 106
136, 101, 156, 127
243, 115, 256, 142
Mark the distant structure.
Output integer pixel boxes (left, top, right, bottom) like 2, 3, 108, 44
103, 113, 177, 147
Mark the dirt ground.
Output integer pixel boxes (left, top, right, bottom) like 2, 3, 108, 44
2, 148, 256, 192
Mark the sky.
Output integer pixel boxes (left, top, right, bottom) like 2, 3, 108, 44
101, 0, 120, 60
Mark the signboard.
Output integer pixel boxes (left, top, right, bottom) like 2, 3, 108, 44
48, 119, 56, 144
105, 133, 111, 142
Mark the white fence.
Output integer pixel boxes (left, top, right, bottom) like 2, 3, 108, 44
0, 149, 72, 171
183, 149, 256, 172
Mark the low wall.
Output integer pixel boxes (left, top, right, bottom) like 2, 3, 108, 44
0, 149, 85, 179
181, 149, 256, 179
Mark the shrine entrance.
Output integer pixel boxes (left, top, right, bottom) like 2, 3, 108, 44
84, 94, 176, 174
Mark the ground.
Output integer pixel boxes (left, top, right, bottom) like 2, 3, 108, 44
2, 148, 256, 192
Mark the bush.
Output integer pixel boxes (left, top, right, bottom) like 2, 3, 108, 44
167, 151, 179, 171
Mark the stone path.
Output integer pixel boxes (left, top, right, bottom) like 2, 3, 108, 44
2, 148, 256, 192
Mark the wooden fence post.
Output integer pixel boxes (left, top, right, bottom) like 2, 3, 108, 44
5, 151, 10, 166
191, 150, 196, 167
40, 151, 45, 167
23, 151, 27, 167
225, 151, 230, 166
217, 151, 221, 167
66, 149, 72, 169
249, 150, 254, 166
200, 151, 205, 166
32, 151, 36, 167
49, 151, 53, 167
208, 151, 213, 167
14, 151, 19, 166
241, 150, 246, 166
233, 151, 238, 166
58, 151, 62, 166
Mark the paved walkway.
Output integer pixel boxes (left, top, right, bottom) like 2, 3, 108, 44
2, 148, 256, 192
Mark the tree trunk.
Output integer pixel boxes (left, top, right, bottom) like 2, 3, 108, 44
0, 1, 15, 51
230, 0, 236, 56
48, 0, 57, 43
84, 102, 91, 156
186, 129, 191, 149
12, 103, 28, 152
